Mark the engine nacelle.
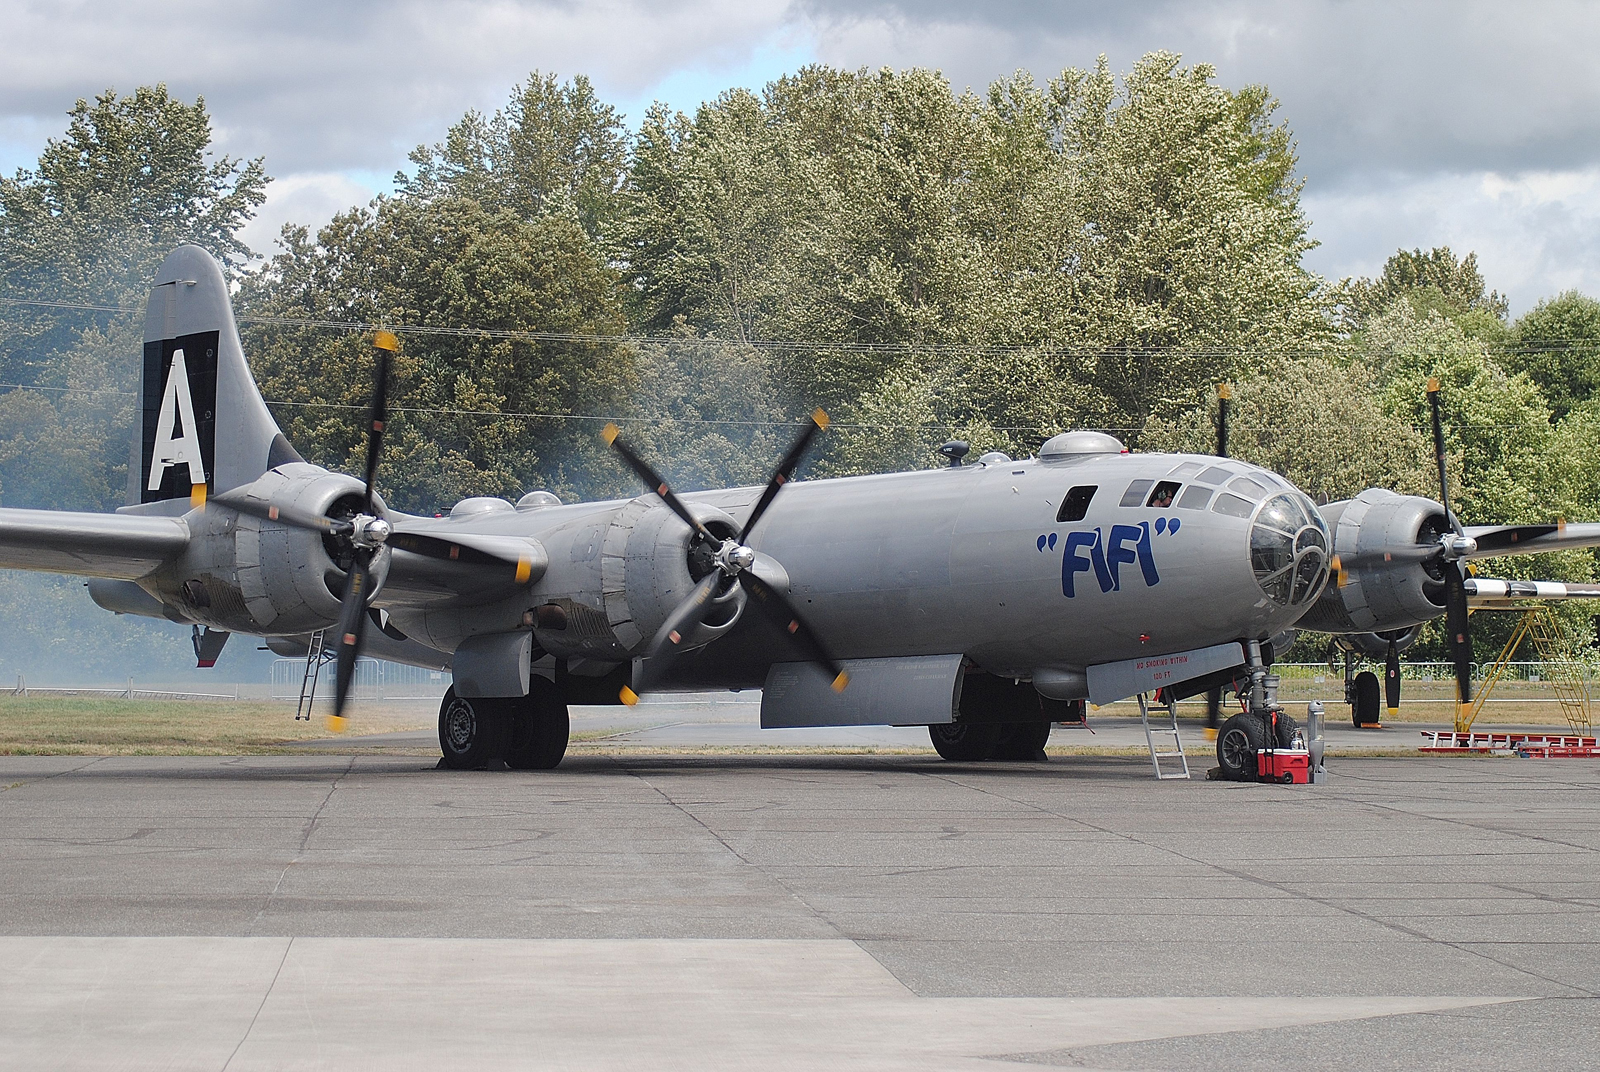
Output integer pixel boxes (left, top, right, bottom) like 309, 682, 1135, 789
140, 463, 388, 636
530, 497, 747, 661
1297, 489, 1448, 634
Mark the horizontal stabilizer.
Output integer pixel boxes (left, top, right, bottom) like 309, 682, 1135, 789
0, 508, 188, 579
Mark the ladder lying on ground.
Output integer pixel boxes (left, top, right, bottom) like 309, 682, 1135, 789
295, 629, 330, 722
1138, 692, 1190, 780
1420, 730, 1600, 757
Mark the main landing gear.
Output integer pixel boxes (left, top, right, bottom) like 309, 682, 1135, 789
437, 677, 570, 770
1213, 639, 1302, 781
928, 720, 1052, 762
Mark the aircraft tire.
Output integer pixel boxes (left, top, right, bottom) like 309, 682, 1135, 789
1216, 712, 1267, 781
506, 676, 570, 770
1352, 671, 1381, 726
928, 722, 1001, 761
993, 721, 1052, 761
438, 688, 510, 770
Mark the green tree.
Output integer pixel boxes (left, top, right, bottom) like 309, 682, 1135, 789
617, 56, 1331, 464
1142, 355, 1434, 504
1339, 246, 1509, 332
1505, 290, 1600, 421
238, 195, 633, 510
399, 72, 629, 239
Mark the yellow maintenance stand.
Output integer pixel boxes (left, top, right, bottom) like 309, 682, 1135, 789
1460, 605, 1593, 734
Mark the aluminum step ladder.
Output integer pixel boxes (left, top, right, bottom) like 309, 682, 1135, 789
1138, 692, 1191, 780
294, 629, 330, 721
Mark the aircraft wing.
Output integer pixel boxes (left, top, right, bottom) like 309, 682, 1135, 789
0, 507, 189, 580
1464, 577, 1600, 607
1464, 523, 1600, 557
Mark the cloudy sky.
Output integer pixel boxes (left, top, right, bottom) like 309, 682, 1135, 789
3, 0, 1597, 315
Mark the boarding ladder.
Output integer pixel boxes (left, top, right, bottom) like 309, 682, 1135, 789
294, 629, 331, 721
1138, 692, 1190, 780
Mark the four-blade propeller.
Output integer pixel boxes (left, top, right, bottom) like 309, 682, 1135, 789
1326, 378, 1552, 718
602, 411, 849, 705
209, 331, 531, 731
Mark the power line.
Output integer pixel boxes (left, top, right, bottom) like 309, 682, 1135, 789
7, 293, 1600, 358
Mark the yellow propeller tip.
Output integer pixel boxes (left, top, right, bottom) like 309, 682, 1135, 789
373, 330, 399, 352
1427, 376, 1441, 392
601, 423, 620, 445
812, 408, 830, 430
515, 556, 532, 584
619, 686, 639, 706
325, 714, 348, 734
831, 672, 850, 693
189, 483, 207, 507
1216, 382, 1232, 400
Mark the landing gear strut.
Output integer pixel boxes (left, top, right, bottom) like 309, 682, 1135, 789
1213, 639, 1299, 781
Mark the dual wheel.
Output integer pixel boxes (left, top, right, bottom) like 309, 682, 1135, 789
438, 676, 569, 770
1215, 711, 1300, 781
928, 721, 1051, 762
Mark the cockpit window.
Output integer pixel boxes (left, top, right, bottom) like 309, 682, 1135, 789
1145, 481, 1181, 508
1057, 485, 1097, 523
1176, 486, 1212, 510
1166, 461, 1203, 478
1118, 479, 1153, 507
1195, 465, 1234, 485
1228, 477, 1267, 501
1250, 493, 1329, 607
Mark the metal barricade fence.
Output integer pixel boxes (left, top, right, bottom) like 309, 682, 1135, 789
270, 658, 449, 701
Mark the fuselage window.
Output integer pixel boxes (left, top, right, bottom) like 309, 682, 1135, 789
1118, 479, 1154, 507
1058, 485, 1097, 523
1176, 485, 1213, 510
1145, 481, 1181, 508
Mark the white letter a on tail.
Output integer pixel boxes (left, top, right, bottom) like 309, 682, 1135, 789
148, 348, 208, 491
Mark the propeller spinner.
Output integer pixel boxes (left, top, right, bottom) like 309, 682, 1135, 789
602, 411, 849, 704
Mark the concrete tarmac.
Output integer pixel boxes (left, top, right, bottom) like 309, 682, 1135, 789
2, 744, 1599, 1069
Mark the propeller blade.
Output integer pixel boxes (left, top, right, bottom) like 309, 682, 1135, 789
1466, 523, 1562, 555
739, 409, 829, 543
619, 571, 726, 704
387, 531, 539, 583
208, 492, 353, 536
328, 557, 371, 733
1384, 636, 1401, 716
1442, 560, 1475, 715
601, 424, 715, 543
739, 571, 849, 692
362, 331, 396, 513
1426, 377, 1464, 537
1215, 383, 1231, 459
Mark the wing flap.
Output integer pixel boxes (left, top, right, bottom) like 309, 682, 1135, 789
0, 507, 189, 579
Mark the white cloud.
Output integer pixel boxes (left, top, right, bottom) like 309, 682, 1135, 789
1303, 169, 1600, 315
237, 172, 381, 260
0, 0, 798, 174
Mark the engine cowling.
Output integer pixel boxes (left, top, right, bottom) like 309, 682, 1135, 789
531, 497, 748, 660
142, 462, 388, 636
1297, 489, 1449, 634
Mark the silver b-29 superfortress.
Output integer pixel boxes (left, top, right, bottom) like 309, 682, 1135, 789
3, 246, 1597, 777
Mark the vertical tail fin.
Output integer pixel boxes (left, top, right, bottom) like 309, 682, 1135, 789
127, 245, 301, 511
